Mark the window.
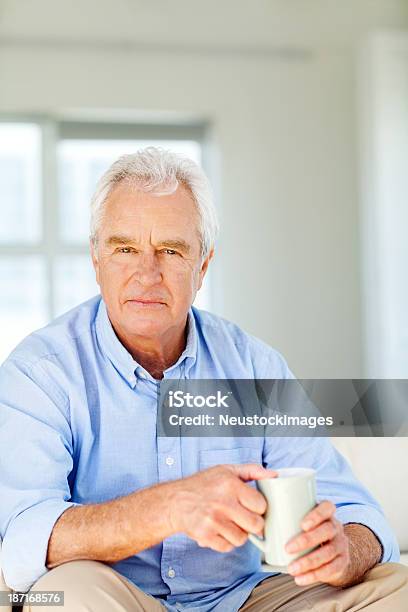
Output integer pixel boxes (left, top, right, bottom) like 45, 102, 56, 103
0, 119, 209, 363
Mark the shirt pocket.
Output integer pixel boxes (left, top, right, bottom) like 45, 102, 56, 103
199, 446, 262, 470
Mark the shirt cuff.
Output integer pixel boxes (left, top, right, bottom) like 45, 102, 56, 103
2, 499, 82, 593
335, 504, 400, 564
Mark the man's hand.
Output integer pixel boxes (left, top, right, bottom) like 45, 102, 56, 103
47, 462, 275, 568
286, 500, 382, 587
168, 463, 277, 552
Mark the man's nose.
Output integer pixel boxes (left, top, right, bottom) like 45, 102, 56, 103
132, 253, 163, 286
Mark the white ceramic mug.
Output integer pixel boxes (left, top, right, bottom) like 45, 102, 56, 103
249, 467, 317, 572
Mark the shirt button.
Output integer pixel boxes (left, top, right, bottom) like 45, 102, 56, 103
168, 567, 176, 578
139, 371, 147, 379
165, 456, 175, 466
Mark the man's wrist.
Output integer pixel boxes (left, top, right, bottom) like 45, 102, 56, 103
345, 523, 383, 564
341, 523, 382, 587
161, 479, 185, 536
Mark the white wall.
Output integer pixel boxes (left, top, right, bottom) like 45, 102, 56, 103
0, 0, 407, 377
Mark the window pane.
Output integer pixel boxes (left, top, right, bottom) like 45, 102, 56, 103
57, 139, 201, 244
54, 255, 99, 317
0, 257, 47, 364
0, 124, 42, 243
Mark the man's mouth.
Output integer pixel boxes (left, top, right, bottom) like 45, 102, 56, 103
126, 299, 166, 308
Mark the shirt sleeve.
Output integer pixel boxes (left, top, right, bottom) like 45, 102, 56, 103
262, 434, 400, 563
0, 357, 82, 592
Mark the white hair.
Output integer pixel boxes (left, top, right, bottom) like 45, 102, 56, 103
90, 146, 218, 260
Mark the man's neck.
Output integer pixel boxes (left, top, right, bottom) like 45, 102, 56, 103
130, 350, 173, 380
114, 324, 187, 380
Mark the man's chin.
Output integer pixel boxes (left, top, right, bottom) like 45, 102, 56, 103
124, 308, 169, 336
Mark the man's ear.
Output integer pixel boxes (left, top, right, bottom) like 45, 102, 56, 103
197, 248, 214, 290
90, 240, 100, 286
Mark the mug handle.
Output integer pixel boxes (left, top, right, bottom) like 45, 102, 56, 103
248, 532, 266, 552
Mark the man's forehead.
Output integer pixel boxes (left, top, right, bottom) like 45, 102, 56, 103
103, 183, 198, 224
100, 183, 200, 244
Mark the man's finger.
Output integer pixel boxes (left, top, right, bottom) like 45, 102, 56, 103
235, 480, 268, 515
228, 463, 277, 483
197, 533, 235, 553
293, 553, 348, 586
300, 500, 337, 531
287, 534, 346, 576
286, 519, 340, 554
216, 516, 250, 548
228, 500, 265, 534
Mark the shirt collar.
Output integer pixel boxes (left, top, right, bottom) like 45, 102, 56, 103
95, 298, 197, 387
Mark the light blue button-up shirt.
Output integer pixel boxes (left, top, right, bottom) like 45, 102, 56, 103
0, 296, 399, 610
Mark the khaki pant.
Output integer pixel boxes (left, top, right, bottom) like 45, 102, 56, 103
23, 560, 408, 612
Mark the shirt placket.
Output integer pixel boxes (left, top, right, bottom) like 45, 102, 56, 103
157, 432, 184, 590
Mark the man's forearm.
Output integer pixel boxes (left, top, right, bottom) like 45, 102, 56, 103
46, 481, 179, 569
341, 523, 383, 587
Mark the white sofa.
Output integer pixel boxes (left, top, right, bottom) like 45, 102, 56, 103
330, 437, 408, 566
1, 438, 406, 611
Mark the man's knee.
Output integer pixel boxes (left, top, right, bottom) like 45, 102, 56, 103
363, 561, 408, 605
40, 559, 105, 578
30, 559, 109, 591
23, 560, 145, 612
369, 561, 408, 582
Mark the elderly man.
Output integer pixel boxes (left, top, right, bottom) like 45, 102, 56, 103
0, 147, 407, 611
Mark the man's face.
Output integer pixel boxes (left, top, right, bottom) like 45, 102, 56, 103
91, 181, 212, 341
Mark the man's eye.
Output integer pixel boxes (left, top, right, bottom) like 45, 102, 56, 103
117, 247, 134, 254
162, 249, 177, 255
